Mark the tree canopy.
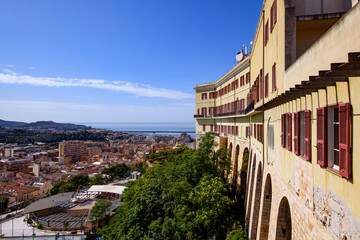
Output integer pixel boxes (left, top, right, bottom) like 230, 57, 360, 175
90, 200, 112, 222
0, 197, 9, 213
101, 163, 130, 181
50, 174, 90, 195
99, 133, 237, 240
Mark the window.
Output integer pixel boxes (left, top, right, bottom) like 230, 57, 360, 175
236, 126, 239, 136
209, 107, 214, 116
203, 124, 206, 131
202, 107, 207, 116
235, 79, 239, 89
246, 72, 250, 84
265, 74, 269, 98
265, 20, 269, 46
260, 69, 263, 100
294, 111, 311, 160
317, 104, 351, 178
268, 124, 274, 150
201, 93, 207, 100
272, 63, 277, 92
240, 76, 245, 86
281, 113, 292, 150
246, 126, 250, 138
271, 0, 277, 32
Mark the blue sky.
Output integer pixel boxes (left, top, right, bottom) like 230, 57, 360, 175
0, 0, 262, 124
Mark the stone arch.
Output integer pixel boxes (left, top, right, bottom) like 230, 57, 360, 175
232, 145, 240, 185
259, 174, 272, 240
245, 154, 256, 230
249, 162, 263, 240
238, 147, 249, 208
228, 142, 233, 158
276, 197, 292, 240
244, 149, 253, 212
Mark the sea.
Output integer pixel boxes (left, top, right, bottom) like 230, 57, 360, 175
79, 122, 196, 138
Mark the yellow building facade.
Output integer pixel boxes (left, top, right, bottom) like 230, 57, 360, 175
195, 1, 360, 239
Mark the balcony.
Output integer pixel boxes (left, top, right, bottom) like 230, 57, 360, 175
194, 101, 254, 119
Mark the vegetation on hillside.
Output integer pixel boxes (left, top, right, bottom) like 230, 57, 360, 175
0, 129, 108, 144
50, 175, 90, 195
99, 133, 242, 240
0, 196, 9, 213
89, 200, 112, 222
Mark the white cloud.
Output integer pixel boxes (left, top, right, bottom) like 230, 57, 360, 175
28, 67, 36, 70
0, 70, 194, 100
5, 64, 15, 68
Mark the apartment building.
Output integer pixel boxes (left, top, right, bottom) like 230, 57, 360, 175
59, 140, 86, 164
195, 1, 360, 239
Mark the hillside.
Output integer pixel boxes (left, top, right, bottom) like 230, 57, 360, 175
0, 119, 91, 131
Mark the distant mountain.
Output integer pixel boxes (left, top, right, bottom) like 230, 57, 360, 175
0, 119, 27, 128
0, 119, 91, 131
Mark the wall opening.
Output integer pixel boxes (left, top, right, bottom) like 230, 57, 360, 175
245, 154, 256, 231
232, 145, 240, 185
250, 163, 263, 239
276, 197, 292, 240
259, 174, 272, 240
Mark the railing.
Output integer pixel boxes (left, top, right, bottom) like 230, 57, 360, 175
194, 101, 254, 119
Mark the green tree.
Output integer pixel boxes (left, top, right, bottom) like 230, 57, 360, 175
69, 175, 90, 187
91, 174, 106, 185
99, 133, 236, 240
58, 182, 75, 193
90, 200, 112, 222
0, 196, 9, 213
102, 163, 130, 180
226, 228, 248, 240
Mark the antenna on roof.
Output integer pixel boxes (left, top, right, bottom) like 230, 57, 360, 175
243, 44, 248, 55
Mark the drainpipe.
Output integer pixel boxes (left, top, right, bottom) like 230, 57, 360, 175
262, 9, 266, 173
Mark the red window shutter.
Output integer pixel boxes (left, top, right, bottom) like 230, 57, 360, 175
339, 103, 351, 178
215, 125, 217, 132
275, 1, 278, 26
270, 5, 274, 32
265, 21, 269, 46
203, 124, 205, 131
287, 113, 292, 150
260, 70, 263, 99
294, 112, 300, 155
210, 124, 213, 132
317, 107, 327, 167
232, 126, 234, 135
254, 124, 257, 138
281, 114, 285, 147
255, 78, 259, 102
304, 110, 311, 161
236, 126, 239, 136
272, 63, 277, 92
197, 109, 200, 115
265, 74, 269, 98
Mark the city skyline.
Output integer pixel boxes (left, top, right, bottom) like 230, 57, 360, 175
0, 0, 262, 123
